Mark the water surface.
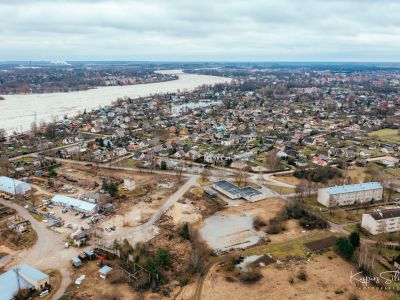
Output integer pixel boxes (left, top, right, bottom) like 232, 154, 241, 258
0, 71, 230, 133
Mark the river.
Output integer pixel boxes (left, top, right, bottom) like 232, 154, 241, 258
0, 70, 230, 134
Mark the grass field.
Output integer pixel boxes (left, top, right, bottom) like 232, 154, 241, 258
243, 232, 339, 260
265, 184, 295, 194
368, 128, 400, 143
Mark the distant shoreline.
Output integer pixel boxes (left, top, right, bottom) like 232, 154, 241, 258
0, 75, 179, 97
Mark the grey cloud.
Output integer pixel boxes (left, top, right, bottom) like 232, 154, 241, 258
0, 0, 399, 61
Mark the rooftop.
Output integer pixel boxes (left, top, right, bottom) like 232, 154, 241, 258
368, 208, 400, 220
323, 182, 382, 195
52, 195, 98, 213
214, 180, 263, 197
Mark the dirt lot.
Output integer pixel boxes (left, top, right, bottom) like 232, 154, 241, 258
166, 187, 222, 225
270, 175, 301, 186
201, 255, 391, 300
217, 197, 286, 222
0, 209, 38, 250
62, 224, 193, 300
61, 261, 136, 300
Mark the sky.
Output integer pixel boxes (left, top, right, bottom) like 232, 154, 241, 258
1, 0, 400, 62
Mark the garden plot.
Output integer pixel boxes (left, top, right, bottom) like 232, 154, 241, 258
199, 215, 265, 253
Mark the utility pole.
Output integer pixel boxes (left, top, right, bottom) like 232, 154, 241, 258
14, 267, 21, 292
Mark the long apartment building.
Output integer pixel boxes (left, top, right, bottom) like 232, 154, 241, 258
317, 182, 383, 207
361, 208, 400, 235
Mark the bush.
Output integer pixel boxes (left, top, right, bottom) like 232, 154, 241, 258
239, 269, 263, 284
253, 216, 266, 230
180, 222, 190, 240
156, 249, 171, 268
336, 237, 354, 260
285, 201, 328, 229
14, 289, 33, 300
349, 231, 360, 248
335, 289, 344, 294
294, 167, 342, 183
348, 293, 359, 300
296, 269, 308, 281
266, 222, 285, 234
108, 272, 126, 284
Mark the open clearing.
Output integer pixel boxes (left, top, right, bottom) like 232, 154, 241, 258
201, 255, 390, 300
368, 128, 400, 143
200, 215, 265, 252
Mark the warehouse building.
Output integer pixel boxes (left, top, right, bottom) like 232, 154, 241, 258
0, 176, 32, 196
212, 180, 265, 202
0, 263, 49, 300
361, 208, 400, 235
317, 182, 383, 207
52, 195, 98, 214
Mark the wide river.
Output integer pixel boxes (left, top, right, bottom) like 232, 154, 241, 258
0, 70, 230, 134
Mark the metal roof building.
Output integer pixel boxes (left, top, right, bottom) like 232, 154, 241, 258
52, 195, 98, 214
323, 182, 383, 195
0, 176, 32, 195
213, 180, 265, 202
318, 182, 383, 207
0, 263, 49, 300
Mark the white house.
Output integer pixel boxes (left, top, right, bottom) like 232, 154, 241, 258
317, 182, 383, 207
124, 177, 135, 191
361, 208, 400, 235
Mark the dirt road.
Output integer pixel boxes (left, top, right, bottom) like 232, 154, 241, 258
0, 198, 80, 300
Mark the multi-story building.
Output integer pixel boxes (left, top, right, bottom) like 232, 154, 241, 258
361, 208, 400, 235
317, 182, 383, 207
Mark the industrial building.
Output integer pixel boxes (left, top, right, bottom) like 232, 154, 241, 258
212, 180, 265, 202
317, 182, 383, 207
0, 263, 49, 300
361, 208, 400, 235
0, 176, 32, 196
52, 195, 98, 214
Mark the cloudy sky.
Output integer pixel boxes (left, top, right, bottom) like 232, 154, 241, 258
1, 0, 400, 61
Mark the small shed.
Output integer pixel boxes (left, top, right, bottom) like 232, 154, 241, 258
99, 265, 112, 279
71, 257, 82, 268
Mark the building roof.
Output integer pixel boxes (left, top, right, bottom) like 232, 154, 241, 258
240, 187, 263, 197
52, 195, 98, 213
368, 208, 400, 221
0, 176, 31, 195
214, 181, 263, 198
0, 264, 48, 300
19, 263, 48, 282
214, 180, 242, 196
99, 265, 113, 274
323, 182, 382, 195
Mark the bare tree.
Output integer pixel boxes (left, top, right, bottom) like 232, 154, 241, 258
0, 157, 11, 176
0, 128, 6, 141
200, 169, 210, 183
189, 228, 210, 274
266, 150, 280, 171
175, 166, 184, 183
